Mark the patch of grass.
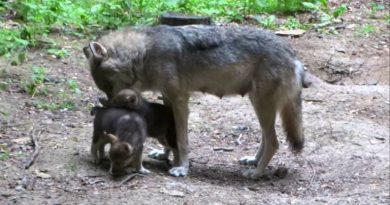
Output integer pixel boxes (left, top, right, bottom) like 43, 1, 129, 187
32, 99, 76, 111
21, 65, 81, 111
0, 28, 29, 56
355, 24, 377, 37
254, 15, 277, 29
0, 147, 10, 161
24, 66, 48, 97
282, 16, 304, 30
1, 0, 330, 57
368, 2, 385, 18
47, 48, 70, 59
67, 79, 81, 94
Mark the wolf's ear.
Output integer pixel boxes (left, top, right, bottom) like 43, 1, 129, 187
83, 46, 91, 58
89, 42, 107, 60
105, 132, 119, 144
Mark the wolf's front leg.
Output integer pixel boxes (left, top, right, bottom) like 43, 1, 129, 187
167, 94, 190, 177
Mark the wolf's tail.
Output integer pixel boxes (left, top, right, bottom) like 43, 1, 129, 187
281, 92, 304, 153
281, 60, 305, 153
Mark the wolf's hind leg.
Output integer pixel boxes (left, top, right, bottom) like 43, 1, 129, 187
242, 91, 279, 179
239, 140, 264, 165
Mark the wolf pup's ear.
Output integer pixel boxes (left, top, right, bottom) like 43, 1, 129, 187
89, 42, 107, 60
121, 143, 133, 155
126, 94, 137, 105
105, 132, 119, 144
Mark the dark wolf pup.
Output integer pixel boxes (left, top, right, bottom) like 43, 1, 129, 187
84, 25, 305, 179
99, 89, 178, 163
91, 106, 149, 176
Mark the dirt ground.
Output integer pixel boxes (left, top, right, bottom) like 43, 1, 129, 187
0, 1, 389, 205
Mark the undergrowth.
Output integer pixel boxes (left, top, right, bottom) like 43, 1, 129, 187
0, 0, 330, 56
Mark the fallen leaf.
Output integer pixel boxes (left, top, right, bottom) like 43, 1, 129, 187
161, 188, 185, 198
34, 169, 51, 179
275, 29, 306, 37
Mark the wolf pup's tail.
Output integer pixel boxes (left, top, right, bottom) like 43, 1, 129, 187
281, 60, 304, 153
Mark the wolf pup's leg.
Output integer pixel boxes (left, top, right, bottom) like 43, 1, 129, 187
166, 94, 190, 177
91, 132, 101, 164
241, 91, 279, 179
133, 147, 150, 175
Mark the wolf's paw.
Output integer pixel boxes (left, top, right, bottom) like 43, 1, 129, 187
242, 169, 264, 180
169, 166, 188, 177
138, 167, 151, 175
239, 156, 258, 166
148, 149, 169, 160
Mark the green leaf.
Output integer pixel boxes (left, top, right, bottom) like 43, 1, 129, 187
333, 4, 347, 18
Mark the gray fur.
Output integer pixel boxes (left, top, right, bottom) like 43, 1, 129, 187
84, 25, 305, 178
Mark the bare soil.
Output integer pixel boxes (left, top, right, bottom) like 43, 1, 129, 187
0, 1, 389, 204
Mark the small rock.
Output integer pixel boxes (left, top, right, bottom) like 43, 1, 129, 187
15, 185, 24, 192
274, 167, 288, 178
161, 188, 185, 198
1, 192, 13, 197
366, 79, 378, 86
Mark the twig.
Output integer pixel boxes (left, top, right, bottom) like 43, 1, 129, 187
235, 134, 243, 145
303, 161, 316, 194
24, 130, 41, 169
303, 98, 324, 103
328, 118, 334, 140
0, 122, 33, 129
114, 173, 144, 188
213, 147, 234, 152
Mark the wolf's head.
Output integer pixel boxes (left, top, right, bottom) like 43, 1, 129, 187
83, 30, 147, 99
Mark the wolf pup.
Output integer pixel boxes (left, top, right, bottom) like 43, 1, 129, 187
91, 106, 149, 176
84, 25, 305, 179
100, 89, 178, 164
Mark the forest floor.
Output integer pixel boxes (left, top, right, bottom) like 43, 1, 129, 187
0, 1, 389, 204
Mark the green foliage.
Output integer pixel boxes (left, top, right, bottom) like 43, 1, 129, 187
332, 4, 347, 18
368, 2, 385, 18
24, 66, 48, 97
47, 48, 70, 59
0, 29, 29, 56
67, 79, 81, 94
355, 24, 377, 37
32, 99, 76, 111
0, 151, 10, 161
254, 15, 277, 29
283, 16, 303, 30
0, 146, 10, 161
1, 0, 331, 56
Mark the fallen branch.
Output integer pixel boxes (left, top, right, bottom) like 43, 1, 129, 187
115, 173, 144, 188
24, 130, 41, 169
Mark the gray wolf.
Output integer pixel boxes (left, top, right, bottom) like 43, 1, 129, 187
91, 106, 149, 176
99, 89, 178, 163
84, 25, 305, 179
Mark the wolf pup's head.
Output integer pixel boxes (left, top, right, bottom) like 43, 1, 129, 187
83, 30, 147, 99
105, 132, 134, 176
110, 89, 142, 110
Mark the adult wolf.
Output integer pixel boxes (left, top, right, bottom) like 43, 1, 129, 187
83, 25, 305, 179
